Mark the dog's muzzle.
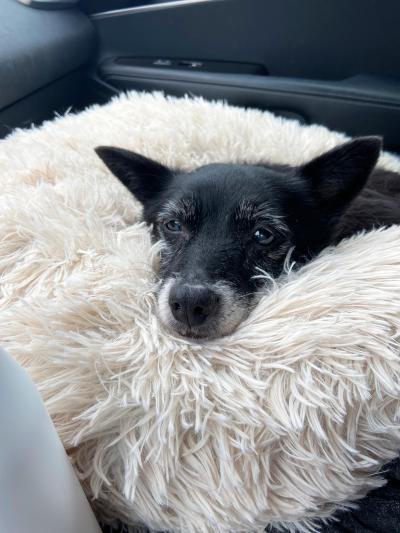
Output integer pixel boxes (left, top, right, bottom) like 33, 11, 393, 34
157, 278, 250, 339
168, 284, 221, 328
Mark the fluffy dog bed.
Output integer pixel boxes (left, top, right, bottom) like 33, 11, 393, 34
1, 91, 400, 533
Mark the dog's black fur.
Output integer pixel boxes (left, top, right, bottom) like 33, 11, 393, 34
96, 137, 400, 339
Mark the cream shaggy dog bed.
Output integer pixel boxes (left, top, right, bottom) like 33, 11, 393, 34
1, 91, 400, 533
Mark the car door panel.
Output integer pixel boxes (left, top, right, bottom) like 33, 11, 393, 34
88, 0, 400, 150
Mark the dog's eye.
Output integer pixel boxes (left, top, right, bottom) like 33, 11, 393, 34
253, 228, 274, 245
164, 219, 183, 232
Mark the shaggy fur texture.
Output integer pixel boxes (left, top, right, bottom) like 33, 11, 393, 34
1, 92, 400, 532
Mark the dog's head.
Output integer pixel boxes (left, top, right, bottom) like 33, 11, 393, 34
96, 136, 381, 339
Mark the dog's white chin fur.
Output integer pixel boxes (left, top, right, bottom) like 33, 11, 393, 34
157, 278, 249, 338
2, 91, 400, 533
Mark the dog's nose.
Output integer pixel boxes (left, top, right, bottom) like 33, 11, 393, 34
168, 284, 220, 327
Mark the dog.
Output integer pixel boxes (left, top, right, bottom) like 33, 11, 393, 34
95, 136, 400, 339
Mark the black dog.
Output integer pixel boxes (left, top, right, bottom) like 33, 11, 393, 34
96, 136, 400, 339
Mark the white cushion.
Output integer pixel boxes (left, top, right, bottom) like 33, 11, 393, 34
1, 91, 400, 532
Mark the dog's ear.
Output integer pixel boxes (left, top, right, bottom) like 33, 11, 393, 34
95, 146, 173, 205
300, 136, 382, 212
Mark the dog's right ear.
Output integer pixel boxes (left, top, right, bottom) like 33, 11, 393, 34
299, 136, 382, 213
95, 146, 173, 205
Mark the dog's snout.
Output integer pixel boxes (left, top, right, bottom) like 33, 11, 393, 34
168, 284, 220, 327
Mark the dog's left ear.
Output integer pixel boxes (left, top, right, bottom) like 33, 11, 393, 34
95, 146, 173, 205
300, 136, 382, 212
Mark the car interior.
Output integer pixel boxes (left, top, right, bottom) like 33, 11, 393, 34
2, 0, 400, 152
1, 1, 400, 532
